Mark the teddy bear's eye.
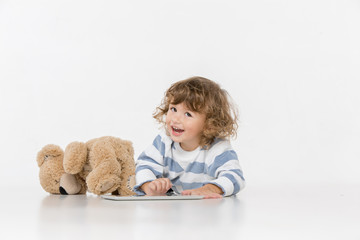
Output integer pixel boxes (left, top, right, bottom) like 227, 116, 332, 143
44, 155, 49, 160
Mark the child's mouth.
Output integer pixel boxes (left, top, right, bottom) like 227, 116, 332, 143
171, 126, 184, 136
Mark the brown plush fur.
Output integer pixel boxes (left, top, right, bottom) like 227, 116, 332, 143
37, 136, 136, 196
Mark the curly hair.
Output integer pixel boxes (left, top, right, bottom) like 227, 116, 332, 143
153, 76, 239, 147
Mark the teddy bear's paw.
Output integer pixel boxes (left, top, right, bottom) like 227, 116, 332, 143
98, 180, 115, 192
93, 179, 118, 195
87, 173, 121, 195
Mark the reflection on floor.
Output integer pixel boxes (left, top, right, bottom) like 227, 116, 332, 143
0, 184, 359, 240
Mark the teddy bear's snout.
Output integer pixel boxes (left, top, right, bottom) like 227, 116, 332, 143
59, 187, 68, 195
59, 173, 82, 195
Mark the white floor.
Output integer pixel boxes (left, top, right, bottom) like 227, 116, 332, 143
0, 184, 359, 240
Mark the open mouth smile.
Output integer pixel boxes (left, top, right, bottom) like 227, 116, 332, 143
171, 126, 184, 136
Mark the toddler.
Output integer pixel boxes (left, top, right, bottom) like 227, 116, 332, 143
133, 76, 245, 199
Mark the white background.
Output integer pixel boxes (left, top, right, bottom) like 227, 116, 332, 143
0, 0, 359, 189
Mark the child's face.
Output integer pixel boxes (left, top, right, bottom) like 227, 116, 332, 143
165, 102, 206, 151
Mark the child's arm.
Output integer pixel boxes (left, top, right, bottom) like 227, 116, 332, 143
140, 178, 172, 196
133, 135, 168, 195
195, 142, 245, 197
205, 148, 245, 197
181, 184, 223, 199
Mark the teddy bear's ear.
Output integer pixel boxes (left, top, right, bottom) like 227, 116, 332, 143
36, 144, 64, 167
122, 140, 134, 156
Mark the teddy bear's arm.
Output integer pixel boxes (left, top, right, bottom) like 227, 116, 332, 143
63, 142, 87, 174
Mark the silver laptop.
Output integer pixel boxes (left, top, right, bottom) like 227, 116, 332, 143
101, 194, 204, 201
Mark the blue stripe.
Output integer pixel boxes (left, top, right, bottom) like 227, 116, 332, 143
185, 162, 206, 174
164, 157, 184, 173
153, 135, 165, 156
172, 178, 204, 190
208, 150, 238, 177
138, 152, 162, 166
228, 169, 245, 181
222, 173, 241, 195
181, 182, 204, 190
135, 165, 163, 178
170, 176, 180, 184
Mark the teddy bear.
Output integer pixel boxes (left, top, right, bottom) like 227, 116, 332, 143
36, 136, 136, 196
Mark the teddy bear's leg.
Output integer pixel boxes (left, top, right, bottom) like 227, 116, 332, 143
113, 139, 136, 196
116, 175, 136, 196
117, 158, 136, 196
86, 141, 122, 195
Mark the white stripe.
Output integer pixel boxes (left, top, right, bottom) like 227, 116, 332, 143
135, 169, 157, 186
209, 177, 234, 196
205, 140, 233, 165
136, 159, 163, 173
178, 172, 214, 183
219, 171, 244, 190
213, 159, 242, 177
142, 144, 164, 164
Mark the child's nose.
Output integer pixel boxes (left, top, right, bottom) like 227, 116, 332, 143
172, 112, 182, 123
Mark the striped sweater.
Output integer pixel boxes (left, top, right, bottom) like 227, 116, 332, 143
134, 132, 245, 196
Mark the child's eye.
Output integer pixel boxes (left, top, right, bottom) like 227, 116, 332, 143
185, 112, 192, 117
170, 107, 177, 112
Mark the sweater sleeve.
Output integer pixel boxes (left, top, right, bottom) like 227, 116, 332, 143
204, 148, 245, 197
133, 135, 166, 195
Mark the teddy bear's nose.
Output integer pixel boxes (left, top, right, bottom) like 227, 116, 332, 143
59, 187, 68, 195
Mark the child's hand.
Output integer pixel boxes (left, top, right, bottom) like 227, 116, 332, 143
181, 184, 223, 199
140, 178, 172, 196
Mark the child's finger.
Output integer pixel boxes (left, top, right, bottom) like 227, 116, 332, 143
157, 178, 171, 192
181, 190, 192, 195
162, 180, 171, 192
149, 182, 158, 192
165, 178, 172, 190
203, 192, 222, 199
154, 181, 163, 191
155, 179, 169, 193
